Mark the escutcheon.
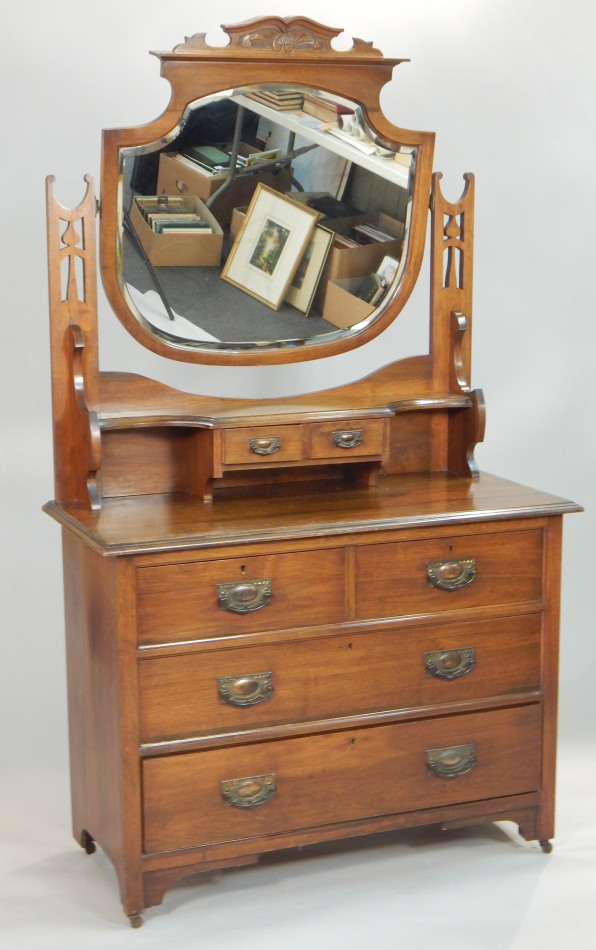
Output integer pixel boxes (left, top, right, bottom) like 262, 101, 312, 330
426, 557, 476, 590
217, 671, 274, 707
425, 647, 476, 680
426, 743, 476, 778
221, 773, 277, 808
249, 436, 281, 456
332, 429, 363, 449
216, 579, 273, 613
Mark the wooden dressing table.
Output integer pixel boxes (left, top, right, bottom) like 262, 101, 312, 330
44, 16, 580, 926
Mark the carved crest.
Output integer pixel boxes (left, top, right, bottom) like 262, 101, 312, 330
172, 16, 382, 58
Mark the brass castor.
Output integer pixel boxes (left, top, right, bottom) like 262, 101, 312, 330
539, 840, 553, 854
80, 830, 96, 855
128, 914, 143, 929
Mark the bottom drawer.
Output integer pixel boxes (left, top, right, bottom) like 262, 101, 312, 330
142, 704, 541, 853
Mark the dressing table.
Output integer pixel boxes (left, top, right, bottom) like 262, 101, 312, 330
44, 16, 580, 926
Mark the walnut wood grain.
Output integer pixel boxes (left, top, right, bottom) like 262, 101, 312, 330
142, 705, 542, 853
44, 472, 581, 556
138, 613, 542, 745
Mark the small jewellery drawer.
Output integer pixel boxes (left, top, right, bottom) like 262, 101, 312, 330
223, 425, 305, 465
142, 704, 542, 853
355, 528, 544, 620
138, 614, 542, 744
136, 547, 346, 646
309, 418, 388, 459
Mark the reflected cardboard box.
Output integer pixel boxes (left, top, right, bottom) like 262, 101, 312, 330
129, 195, 223, 267
157, 152, 291, 227
324, 211, 404, 283
322, 276, 377, 329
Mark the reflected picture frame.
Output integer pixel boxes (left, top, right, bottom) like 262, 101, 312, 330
221, 184, 320, 310
285, 225, 335, 315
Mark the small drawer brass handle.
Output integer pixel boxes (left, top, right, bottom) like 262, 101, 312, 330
216, 579, 272, 614
426, 743, 476, 778
249, 436, 281, 456
425, 647, 476, 680
217, 671, 273, 707
333, 429, 363, 449
221, 773, 277, 808
426, 557, 476, 591
426, 744, 476, 779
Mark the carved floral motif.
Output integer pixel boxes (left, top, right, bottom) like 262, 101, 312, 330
172, 17, 381, 57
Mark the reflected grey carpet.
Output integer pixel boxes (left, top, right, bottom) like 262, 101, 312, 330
123, 233, 335, 343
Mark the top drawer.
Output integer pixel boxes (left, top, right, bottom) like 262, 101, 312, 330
223, 425, 305, 465
137, 547, 346, 645
355, 527, 544, 620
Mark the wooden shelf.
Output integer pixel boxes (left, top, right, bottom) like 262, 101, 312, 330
234, 94, 411, 189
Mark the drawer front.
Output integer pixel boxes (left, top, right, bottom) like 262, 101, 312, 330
136, 547, 346, 645
139, 614, 542, 743
355, 528, 544, 620
223, 425, 305, 465
309, 418, 387, 459
142, 704, 542, 853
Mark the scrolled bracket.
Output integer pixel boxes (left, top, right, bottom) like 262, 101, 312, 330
426, 743, 476, 779
221, 773, 277, 808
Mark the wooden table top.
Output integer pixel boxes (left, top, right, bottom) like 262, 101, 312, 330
43, 471, 581, 557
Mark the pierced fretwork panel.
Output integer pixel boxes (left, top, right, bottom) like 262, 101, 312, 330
60, 220, 86, 303
430, 172, 475, 406
443, 211, 466, 290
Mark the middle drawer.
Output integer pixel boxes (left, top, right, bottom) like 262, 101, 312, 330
138, 613, 541, 744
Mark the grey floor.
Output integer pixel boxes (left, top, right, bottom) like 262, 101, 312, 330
1, 741, 594, 948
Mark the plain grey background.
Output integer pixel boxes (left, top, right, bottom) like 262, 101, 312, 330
1, 0, 594, 944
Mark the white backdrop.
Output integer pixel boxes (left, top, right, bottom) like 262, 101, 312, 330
1, 0, 593, 784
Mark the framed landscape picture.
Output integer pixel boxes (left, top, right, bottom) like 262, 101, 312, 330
221, 184, 320, 310
285, 225, 334, 315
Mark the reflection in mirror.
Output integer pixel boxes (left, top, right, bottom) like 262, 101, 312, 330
120, 86, 416, 351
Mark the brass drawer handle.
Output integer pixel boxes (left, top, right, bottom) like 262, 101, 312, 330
221, 773, 277, 808
216, 579, 272, 613
425, 647, 476, 680
249, 436, 281, 456
217, 671, 273, 707
426, 557, 476, 590
426, 743, 476, 779
333, 429, 363, 449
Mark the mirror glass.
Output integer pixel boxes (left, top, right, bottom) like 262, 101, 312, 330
119, 85, 417, 353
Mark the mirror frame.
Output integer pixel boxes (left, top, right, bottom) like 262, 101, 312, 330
100, 16, 435, 365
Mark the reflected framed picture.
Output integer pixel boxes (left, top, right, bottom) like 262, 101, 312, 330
221, 184, 320, 310
285, 225, 334, 315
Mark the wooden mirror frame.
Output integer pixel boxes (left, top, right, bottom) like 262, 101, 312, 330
100, 16, 435, 365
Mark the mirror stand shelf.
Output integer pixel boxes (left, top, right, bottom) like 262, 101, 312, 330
43, 16, 580, 927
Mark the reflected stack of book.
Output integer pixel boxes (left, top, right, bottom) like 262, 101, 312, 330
248, 89, 304, 111
181, 145, 232, 172
302, 93, 353, 123
135, 197, 213, 235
